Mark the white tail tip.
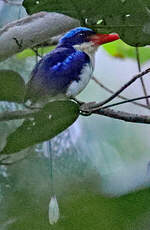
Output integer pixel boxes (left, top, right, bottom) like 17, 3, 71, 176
48, 196, 60, 225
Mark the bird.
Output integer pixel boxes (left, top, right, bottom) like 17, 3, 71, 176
25, 27, 119, 105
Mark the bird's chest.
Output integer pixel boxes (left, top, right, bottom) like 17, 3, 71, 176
66, 62, 93, 97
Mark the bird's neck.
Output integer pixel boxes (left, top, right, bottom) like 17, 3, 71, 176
73, 42, 98, 67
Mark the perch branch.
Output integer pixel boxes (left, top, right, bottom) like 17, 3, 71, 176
93, 108, 150, 124
0, 106, 150, 125
81, 67, 150, 111
92, 76, 149, 110
0, 101, 150, 128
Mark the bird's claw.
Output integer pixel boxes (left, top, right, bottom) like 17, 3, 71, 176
80, 101, 96, 116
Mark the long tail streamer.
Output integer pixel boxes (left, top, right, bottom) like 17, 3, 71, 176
44, 140, 60, 225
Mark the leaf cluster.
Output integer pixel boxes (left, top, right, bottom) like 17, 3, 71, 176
0, 70, 79, 155
2, 0, 150, 155
23, 0, 150, 47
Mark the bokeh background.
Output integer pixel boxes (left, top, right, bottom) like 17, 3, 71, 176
1, 1, 150, 229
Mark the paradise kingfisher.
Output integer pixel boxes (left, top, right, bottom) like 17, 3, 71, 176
25, 27, 119, 104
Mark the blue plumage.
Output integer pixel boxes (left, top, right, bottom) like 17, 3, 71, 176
26, 47, 90, 100
25, 27, 96, 103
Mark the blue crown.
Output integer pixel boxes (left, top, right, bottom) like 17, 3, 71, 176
58, 27, 95, 47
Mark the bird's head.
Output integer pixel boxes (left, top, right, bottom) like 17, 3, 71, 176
58, 27, 119, 51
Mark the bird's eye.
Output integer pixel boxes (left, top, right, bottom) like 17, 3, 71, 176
79, 33, 83, 36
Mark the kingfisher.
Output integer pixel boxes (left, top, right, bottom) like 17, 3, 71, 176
25, 27, 119, 104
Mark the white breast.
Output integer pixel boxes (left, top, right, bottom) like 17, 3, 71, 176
66, 62, 93, 97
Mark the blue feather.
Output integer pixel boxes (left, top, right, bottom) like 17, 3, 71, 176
25, 27, 96, 102
58, 27, 95, 47
26, 47, 90, 101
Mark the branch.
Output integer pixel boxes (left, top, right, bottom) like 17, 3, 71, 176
0, 12, 80, 61
135, 47, 150, 106
101, 95, 150, 109
81, 67, 150, 111
92, 76, 149, 110
1, 68, 150, 124
93, 108, 150, 124
35, 34, 63, 47
0, 102, 150, 130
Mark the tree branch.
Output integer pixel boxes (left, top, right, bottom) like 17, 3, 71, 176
0, 12, 80, 61
101, 95, 150, 109
35, 34, 63, 47
93, 108, 150, 124
92, 76, 149, 110
0, 102, 150, 129
81, 67, 150, 111
135, 47, 150, 106
0, 67, 150, 125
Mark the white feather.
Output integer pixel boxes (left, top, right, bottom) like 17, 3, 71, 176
74, 41, 98, 67
66, 41, 98, 97
48, 196, 60, 225
66, 63, 93, 97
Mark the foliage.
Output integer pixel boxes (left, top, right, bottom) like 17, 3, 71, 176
1, 0, 150, 154
23, 0, 150, 46
0, 70, 25, 103
0, 100, 79, 154
1, 1, 150, 229
0, 70, 79, 154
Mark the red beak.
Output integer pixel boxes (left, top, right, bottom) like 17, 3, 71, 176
90, 33, 120, 46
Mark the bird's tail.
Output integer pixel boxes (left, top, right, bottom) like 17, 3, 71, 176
44, 140, 60, 225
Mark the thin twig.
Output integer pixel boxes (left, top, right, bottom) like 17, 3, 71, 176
101, 95, 150, 110
32, 47, 42, 64
48, 141, 54, 195
84, 67, 150, 111
92, 76, 149, 110
135, 47, 150, 106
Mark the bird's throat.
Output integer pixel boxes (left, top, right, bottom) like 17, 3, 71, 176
73, 42, 97, 67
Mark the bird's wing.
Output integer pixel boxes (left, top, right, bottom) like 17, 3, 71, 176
25, 47, 90, 102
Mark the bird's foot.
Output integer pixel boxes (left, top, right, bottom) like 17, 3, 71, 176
80, 101, 96, 116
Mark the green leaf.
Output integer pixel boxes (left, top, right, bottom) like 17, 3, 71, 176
16, 46, 55, 59
103, 40, 150, 63
0, 100, 79, 154
0, 70, 25, 103
23, 0, 150, 46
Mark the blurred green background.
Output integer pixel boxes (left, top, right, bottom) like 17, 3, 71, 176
1, 1, 150, 229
